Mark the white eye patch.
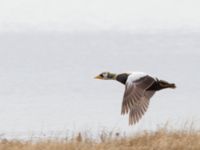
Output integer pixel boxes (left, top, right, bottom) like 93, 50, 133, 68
103, 73, 107, 77
101, 72, 109, 78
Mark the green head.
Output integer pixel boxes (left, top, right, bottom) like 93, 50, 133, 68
94, 72, 117, 80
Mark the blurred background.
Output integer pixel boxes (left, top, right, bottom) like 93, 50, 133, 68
0, 0, 200, 139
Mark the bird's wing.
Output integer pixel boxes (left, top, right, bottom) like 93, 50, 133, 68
121, 75, 156, 125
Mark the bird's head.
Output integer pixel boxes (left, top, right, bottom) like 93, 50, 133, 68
94, 72, 117, 80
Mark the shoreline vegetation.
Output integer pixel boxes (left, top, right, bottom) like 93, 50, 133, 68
0, 126, 200, 150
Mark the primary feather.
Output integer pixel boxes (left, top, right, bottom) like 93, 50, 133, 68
122, 73, 156, 124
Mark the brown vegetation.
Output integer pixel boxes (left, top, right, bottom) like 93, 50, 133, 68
0, 128, 200, 150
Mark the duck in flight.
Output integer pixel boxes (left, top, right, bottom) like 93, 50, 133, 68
95, 72, 176, 125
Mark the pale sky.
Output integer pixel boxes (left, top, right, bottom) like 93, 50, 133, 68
1, 0, 200, 31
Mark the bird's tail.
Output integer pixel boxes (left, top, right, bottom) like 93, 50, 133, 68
167, 83, 176, 89
159, 80, 176, 89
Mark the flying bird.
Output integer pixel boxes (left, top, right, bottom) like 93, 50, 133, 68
94, 72, 176, 125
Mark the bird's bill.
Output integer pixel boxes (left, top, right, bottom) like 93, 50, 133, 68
94, 75, 103, 79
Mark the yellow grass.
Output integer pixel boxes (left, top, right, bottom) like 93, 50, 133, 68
0, 128, 200, 150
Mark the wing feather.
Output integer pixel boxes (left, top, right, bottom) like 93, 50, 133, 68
121, 75, 156, 125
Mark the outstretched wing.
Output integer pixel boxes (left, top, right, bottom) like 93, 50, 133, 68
121, 75, 156, 125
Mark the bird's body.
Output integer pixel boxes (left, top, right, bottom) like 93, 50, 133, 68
95, 72, 176, 125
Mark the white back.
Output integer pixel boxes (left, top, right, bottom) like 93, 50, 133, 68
126, 72, 147, 84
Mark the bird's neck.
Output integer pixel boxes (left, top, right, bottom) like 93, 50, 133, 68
116, 73, 130, 85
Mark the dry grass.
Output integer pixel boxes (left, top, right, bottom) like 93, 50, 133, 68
0, 128, 200, 150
